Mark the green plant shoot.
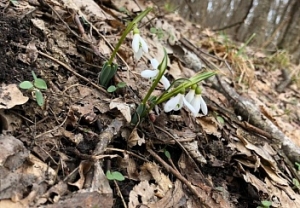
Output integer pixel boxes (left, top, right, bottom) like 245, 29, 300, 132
19, 71, 47, 107
98, 7, 152, 87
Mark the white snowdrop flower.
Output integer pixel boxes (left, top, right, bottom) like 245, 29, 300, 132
132, 29, 148, 60
141, 59, 170, 90
164, 93, 197, 115
185, 85, 197, 103
191, 94, 208, 116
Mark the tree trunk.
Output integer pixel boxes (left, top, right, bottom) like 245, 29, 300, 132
243, 0, 272, 46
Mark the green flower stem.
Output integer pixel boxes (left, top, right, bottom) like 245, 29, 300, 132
107, 7, 152, 65
155, 71, 217, 104
141, 48, 168, 105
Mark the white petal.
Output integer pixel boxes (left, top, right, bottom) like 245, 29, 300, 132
132, 34, 140, 53
191, 94, 201, 115
185, 89, 195, 103
199, 95, 208, 115
164, 95, 181, 112
141, 69, 159, 78
183, 97, 198, 116
139, 36, 148, 53
150, 59, 159, 69
160, 75, 170, 90
134, 47, 143, 60
173, 94, 184, 111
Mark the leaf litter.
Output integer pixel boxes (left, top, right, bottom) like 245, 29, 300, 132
0, 0, 300, 207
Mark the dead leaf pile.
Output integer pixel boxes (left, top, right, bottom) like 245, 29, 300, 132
0, 0, 300, 207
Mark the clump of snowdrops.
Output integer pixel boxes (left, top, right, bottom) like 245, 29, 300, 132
97, 7, 217, 124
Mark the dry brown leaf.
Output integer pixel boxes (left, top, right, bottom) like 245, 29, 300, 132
68, 160, 93, 190
62, 128, 84, 144
260, 163, 288, 186
182, 140, 207, 164
148, 180, 184, 208
0, 200, 26, 208
127, 128, 145, 148
128, 180, 156, 208
142, 162, 173, 196
228, 141, 252, 157
0, 84, 28, 109
265, 178, 300, 207
0, 110, 22, 132
0, 134, 29, 170
242, 171, 269, 196
196, 116, 221, 138
109, 98, 132, 123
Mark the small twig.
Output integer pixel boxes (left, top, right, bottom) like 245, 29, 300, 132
35, 116, 68, 139
179, 37, 233, 75
105, 147, 150, 162
154, 125, 208, 183
114, 180, 127, 208
74, 14, 106, 60
147, 147, 210, 207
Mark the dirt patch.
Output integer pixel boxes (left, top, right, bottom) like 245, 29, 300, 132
0, 15, 35, 83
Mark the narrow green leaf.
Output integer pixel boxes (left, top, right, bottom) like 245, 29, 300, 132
31, 71, 38, 80
116, 82, 126, 88
34, 78, 47, 90
19, 81, 33, 89
131, 104, 146, 125
35, 89, 44, 106
132, 7, 152, 25
99, 62, 118, 87
164, 150, 171, 159
107, 85, 117, 92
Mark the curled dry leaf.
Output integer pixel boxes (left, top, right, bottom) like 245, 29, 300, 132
0, 84, 28, 109
109, 98, 132, 123
129, 180, 156, 208
127, 128, 145, 148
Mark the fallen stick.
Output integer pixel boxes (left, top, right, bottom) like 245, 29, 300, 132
212, 75, 300, 163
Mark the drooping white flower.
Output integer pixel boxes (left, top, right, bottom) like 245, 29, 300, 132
132, 31, 148, 61
185, 85, 197, 103
141, 59, 170, 90
191, 94, 208, 116
164, 93, 197, 115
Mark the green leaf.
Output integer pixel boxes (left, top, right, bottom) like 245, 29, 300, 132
107, 85, 117, 92
35, 89, 44, 106
116, 82, 126, 88
106, 170, 125, 181
34, 78, 47, 90
261, 200, 272, 207
164, 149, 171, 159
19, 81, 33, 89
131, 104, 146, 125
31, 71, 38, 80
132, 7, 152, 25
99, 62, 118, 87
216, 116, 225, 124
150, 27, 157, 33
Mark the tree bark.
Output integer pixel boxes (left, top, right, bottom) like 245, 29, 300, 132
242, 0, 272, 46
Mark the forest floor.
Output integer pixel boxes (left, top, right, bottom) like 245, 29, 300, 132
1, 0, 300, 208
